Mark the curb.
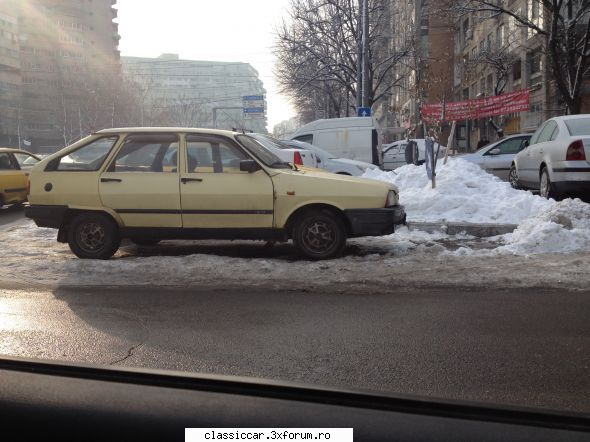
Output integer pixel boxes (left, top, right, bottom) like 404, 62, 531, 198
407, 221, 518, 238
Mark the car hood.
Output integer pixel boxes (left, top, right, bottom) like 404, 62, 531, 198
274, 167, 399, 193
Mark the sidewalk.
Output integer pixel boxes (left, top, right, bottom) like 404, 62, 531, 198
407, 221, 518, 237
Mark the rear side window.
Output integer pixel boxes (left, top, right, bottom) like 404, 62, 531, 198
110, 134, 179, 173
564, 118, 590, 136
293, 134, 313, 144
535, 121, 557, 144
51, 137, 119, 171
14, 153, 39, 168
0, 153, 17, 170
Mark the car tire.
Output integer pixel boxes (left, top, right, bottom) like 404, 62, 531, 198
131, 238, 160, 247
509, 164, 521, 190
67, 212, 120, 259
539, 167, 559, 200
292, 210, 346, 260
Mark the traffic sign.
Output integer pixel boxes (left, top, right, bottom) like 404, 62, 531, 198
243, 95, 265, 119
357, 107, 371, 117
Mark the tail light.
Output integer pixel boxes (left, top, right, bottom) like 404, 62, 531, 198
566, 140, 586, 161
293, 151, 303, 165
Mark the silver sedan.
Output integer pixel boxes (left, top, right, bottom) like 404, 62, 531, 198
460, 134, 531, 181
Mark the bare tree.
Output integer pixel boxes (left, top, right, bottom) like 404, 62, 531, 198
275, 0, 411, 121
158, 94, 207, 127
452, 0, 590, 114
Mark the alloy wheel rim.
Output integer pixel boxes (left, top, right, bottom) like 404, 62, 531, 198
509, 168, 518, 188
303, 221, 336, 252
77, 222, 106, 252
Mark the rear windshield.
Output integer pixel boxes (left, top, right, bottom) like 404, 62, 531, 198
565, 118, 590, 136
236, 135, 291, 169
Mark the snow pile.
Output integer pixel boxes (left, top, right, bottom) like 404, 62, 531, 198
496, 198, 590, 255
363, 159, 553, 224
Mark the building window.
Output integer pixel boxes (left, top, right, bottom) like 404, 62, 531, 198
512, 59, 522, 82
529, 50, 542, 76
496, 24, 505, 48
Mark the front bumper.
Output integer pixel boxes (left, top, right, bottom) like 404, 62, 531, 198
344, 205, 406, 237
25, 204, 68, 228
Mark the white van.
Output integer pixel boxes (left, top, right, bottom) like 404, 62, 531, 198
289, 117, 382, 166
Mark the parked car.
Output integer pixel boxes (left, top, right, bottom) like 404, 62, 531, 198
281, 139, 379, 176
460, 134, 531, 181
248, 133, 318, 168
382, 139, 447, 170
25, 128, 406, 260
0, 148, 40, 207
510, 115, 590, 199
289, 116, 382, 166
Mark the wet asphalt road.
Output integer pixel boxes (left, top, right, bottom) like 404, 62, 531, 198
1, 284, 589, 414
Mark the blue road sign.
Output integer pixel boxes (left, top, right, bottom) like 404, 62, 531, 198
357, 107, 371, 117
243, 95, 264, 101
243, 107, 265, 113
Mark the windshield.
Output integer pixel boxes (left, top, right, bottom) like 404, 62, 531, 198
2, 0, 590, 424
286, 140, 336, 159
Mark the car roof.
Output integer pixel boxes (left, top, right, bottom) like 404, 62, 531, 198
0, 147, 37, 155
552, 114, 590, 122
94, 127, 240, 137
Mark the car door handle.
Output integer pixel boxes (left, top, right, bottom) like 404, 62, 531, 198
101, 178, 122, 183
181, 177, 203, 184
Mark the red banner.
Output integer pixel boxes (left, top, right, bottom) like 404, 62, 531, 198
421, 89, 530, 122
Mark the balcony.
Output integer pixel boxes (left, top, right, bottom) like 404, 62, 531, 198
111, 8, 118, 19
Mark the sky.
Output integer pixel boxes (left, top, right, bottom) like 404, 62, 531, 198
116, 0, 295, 130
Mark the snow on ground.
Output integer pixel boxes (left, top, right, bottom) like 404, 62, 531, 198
363, 158, 590, 256
0, 158, 589, 290
362, 158, 552, 224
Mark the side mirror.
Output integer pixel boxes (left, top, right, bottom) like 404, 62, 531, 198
522, 140, 530, 149
240, 159, 261, 173
488, 148, 501, 155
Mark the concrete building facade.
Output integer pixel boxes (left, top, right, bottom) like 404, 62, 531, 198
0, 0, 120, 153
122, 54, 268, 133
0, 0, 22, 147
379, 0, 454, 143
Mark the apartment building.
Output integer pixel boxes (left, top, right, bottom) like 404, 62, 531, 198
121, 54, 268, 133
1, 0, 120, 153
379, 0, 454, 143
0, 0, 21, 147
452, 1, 590, 150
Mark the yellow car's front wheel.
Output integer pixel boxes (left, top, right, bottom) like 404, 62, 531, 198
292, 210, 346, 260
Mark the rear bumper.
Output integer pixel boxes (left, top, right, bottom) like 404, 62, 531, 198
25, 204, 68, 228
551, 181, 590, 194
344, 205, 406, 237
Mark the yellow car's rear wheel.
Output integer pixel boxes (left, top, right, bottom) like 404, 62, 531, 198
67, 213, 120, 259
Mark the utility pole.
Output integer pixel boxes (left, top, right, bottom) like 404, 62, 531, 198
362, 0, 370, 108
356, 0, 363, 110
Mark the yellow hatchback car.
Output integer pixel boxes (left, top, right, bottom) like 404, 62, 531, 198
25, 128, 405, 260
0, 148, 41, 207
